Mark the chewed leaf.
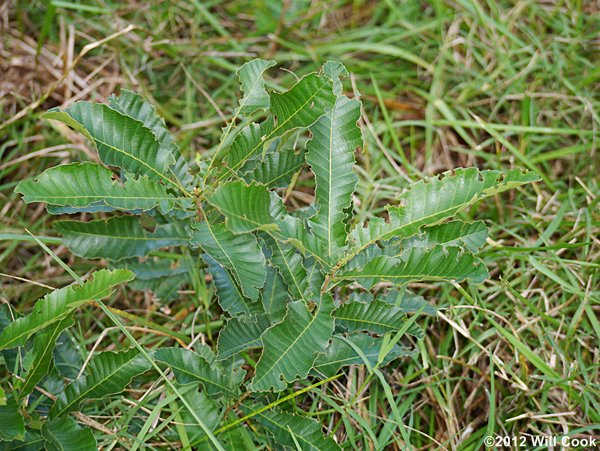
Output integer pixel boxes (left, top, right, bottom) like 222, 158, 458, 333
394, 220, 488, 254
56, 216, 189, 261
220, 72, 335, 180
323, 60, 348, 95
207, 181, 279, 233
155, 347, 243, 397
217, 314, 271, 360
44, 102, 184, 192
203, 254, 263, 315
334, 300, 424, 338
307, 94, 361, 261
268, 73, 335, 136
209, 182, 327, 266
250, 294, 334, 392
337, 246, 488, 289
42, 416, 97, 450
50, 348, 151, 417
109, 89, 194, 190
345, 168, 540, 266
255, 408, 341, 451
0, 398, 25, 441
313, 333, 415, 377
261, 266, 289, 322
0, 269, 133, 351
237, 58, 276, 113
16, 162, 190, 215
263, 236, 312, 302
191, 221, 267, 301
242, 148, 304, 188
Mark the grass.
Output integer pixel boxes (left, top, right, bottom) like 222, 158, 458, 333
1, 0, 599, 449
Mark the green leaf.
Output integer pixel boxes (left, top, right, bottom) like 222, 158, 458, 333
191, 221, 266, 301
333, 300, 425, 338
108, 89, 194, 190
209, 183, 327, 265
113, 257, 186, 280
275, 214, 329, 266
221, 411, 256, 450
337, 246, 489, 289
396, 220, 488, 253
256, 409, 340, 451
42, 417, 97, 451
0, 269, 133, 351
237, 58, 276, 113
0, 398, 25, 441
217, 314, 271, 360
50, 348, 152, 417
0, 430, 44, 451
250, 294, 334, 392
178, 387, 221, 443
263, 237, 311, 302
207, 181, 279, 233
44, 102, 184, 192
345, 168, 540, 264
306, 94, 361, 261
53, 333, 84, 380
155, 347, 242, 398
0, 305, 19, 370
261, 267, 289, 322
268, 72, 335, 136
19, 315, 75, 399
43, 108, 94, 142
222, 72, 335, 179
214, 173, 323, 256
313, 333, 415, 377
306, 257, 326, 295
381, 289, 438, 316
131, 274, 187, 303
203, 255, 262, 315
115, 258, 189, 302
323, 61, 347, 95
56, 216, 189, 261
242, 148, 304, 188
16, 162, 189, 215
223, 122, 267, 177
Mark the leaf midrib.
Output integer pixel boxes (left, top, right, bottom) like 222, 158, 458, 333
335, 273, 472, 281
30, 194, 185, 201
326, 106, 335, 258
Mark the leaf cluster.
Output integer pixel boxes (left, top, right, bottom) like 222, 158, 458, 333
3, 60, 539, 449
